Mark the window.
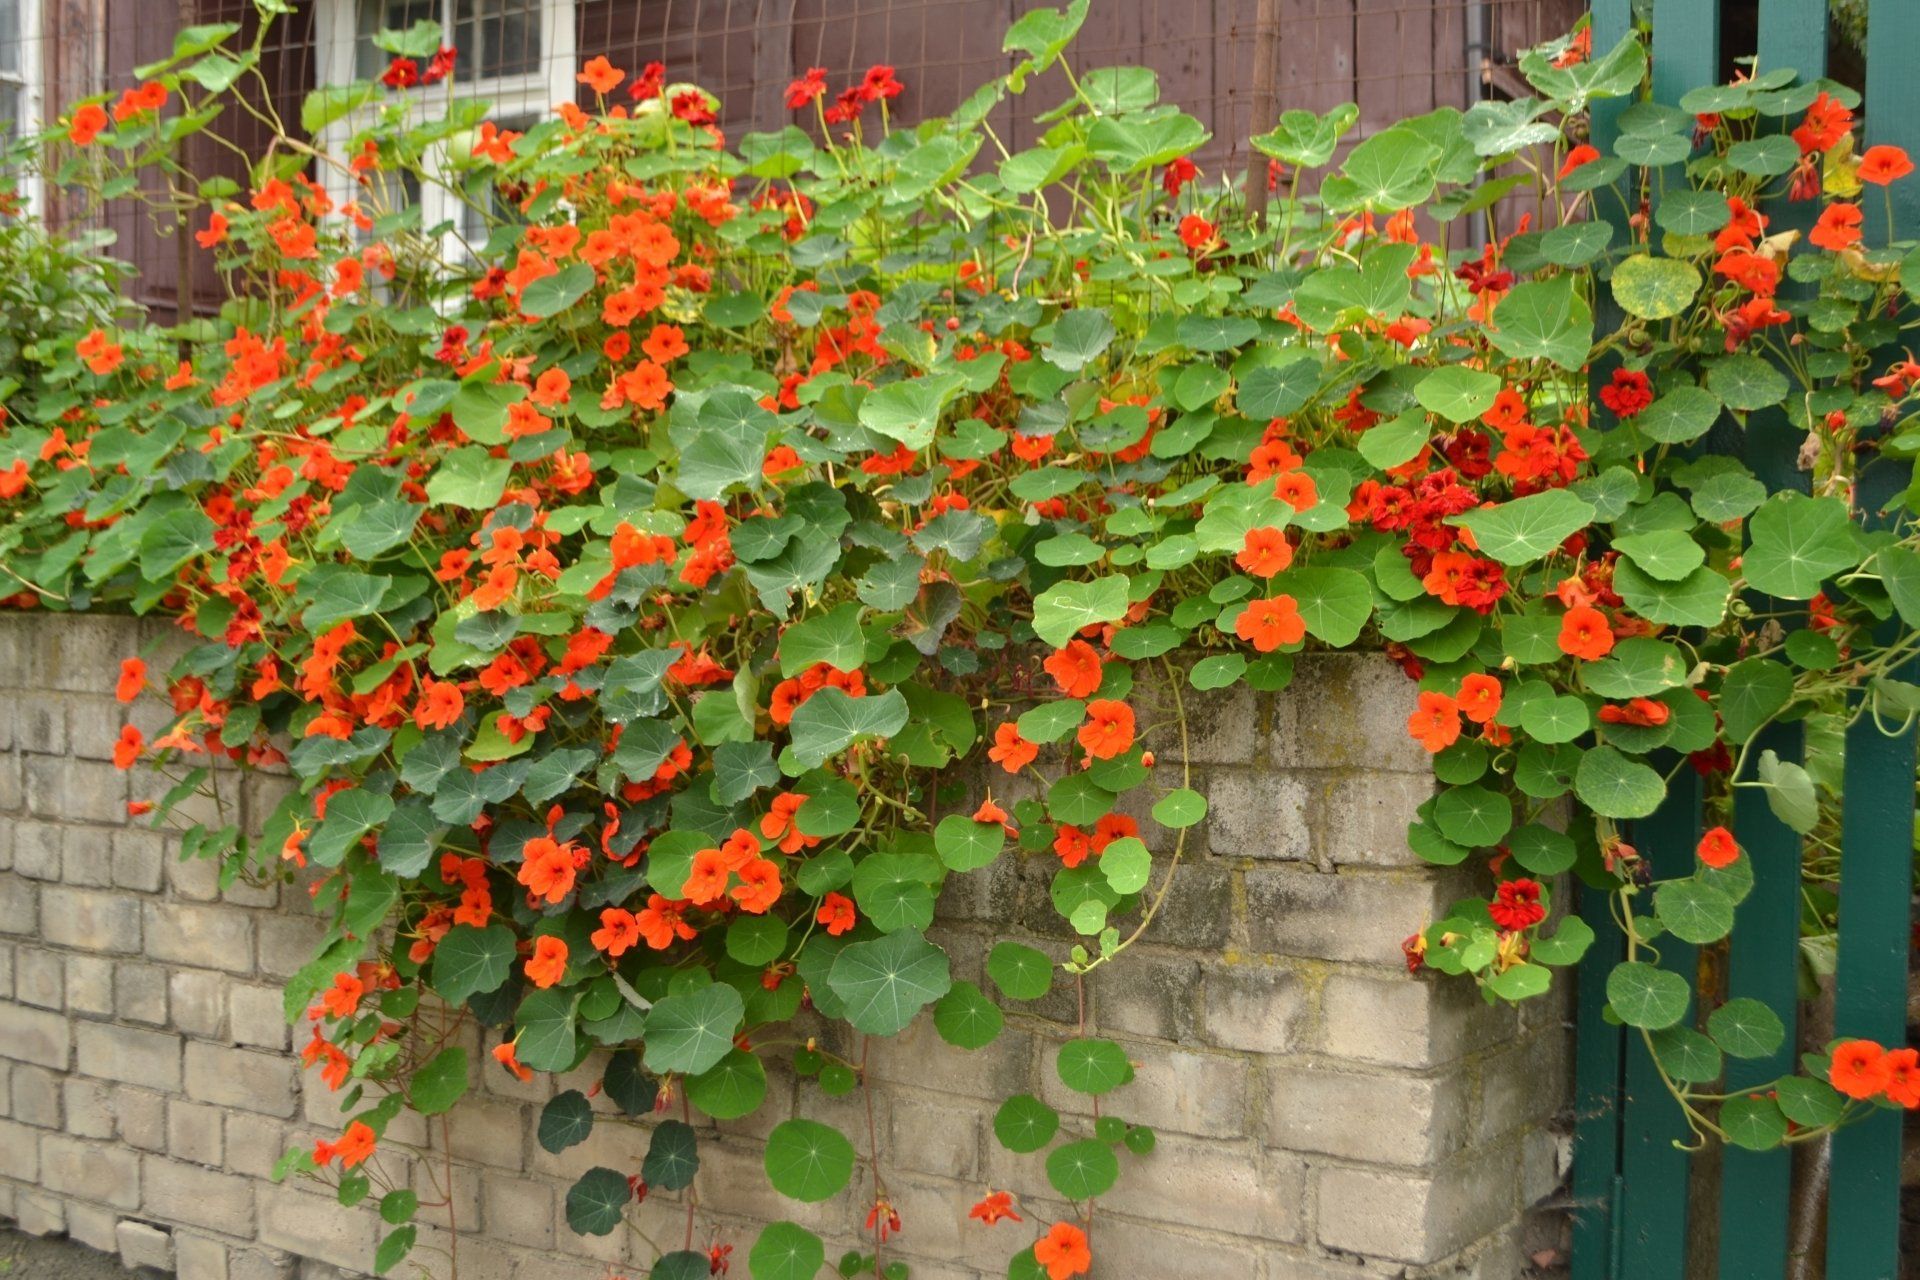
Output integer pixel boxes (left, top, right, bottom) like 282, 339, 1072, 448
0, 0, 42, 215
315, 0, 573, 266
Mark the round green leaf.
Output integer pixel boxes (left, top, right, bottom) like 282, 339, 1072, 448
1151, 788, 1208, 828
686, 1049, 768, 1121
1612, 255, 1701, 321
1045, 1139, 1120, 1201
1575, 746, 1667, 819
643, 984, 745, 1076
725, 916, 790, 967
1656, 879, 1736, 945
1606, 961, 1691, 1030
643, 1119, 700, 1190
1721, 1094, 1789, 1150
826, 930, 952, 1036
537, 1090, 594, 1154
564, 1167, 630, 1236
1056, 1037, 1133, 1095
1650, 1026, 1724, 1084
410, 1047, 469, 1116
748, 1223, 825, 1280
993, 1094, 1061, 1153
987, 942, 1054, 1001
933, 980, 1005, 1050
1432, 784, 1513, 848
934, 813, 1006, 872
1099, 837, 1152, 894
1706, 997, 1786, 1060
763, 1119, 855, 1203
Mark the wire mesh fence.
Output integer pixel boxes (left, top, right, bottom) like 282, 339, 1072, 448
3, 0, 1585, 317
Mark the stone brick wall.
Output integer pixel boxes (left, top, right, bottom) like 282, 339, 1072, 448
0, 612, 1570, 1280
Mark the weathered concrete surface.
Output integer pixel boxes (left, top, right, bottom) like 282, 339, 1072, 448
0, 613, 1572, 1279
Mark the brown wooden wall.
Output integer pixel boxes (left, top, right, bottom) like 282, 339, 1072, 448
81, 0, 1584, 323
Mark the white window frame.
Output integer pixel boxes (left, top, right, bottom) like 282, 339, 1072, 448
0, 0, 44, 218
313, 0, 574, 267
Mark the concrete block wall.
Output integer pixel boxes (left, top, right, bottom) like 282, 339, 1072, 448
0, 612, 1571, 1279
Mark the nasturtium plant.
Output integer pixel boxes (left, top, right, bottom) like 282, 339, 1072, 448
5, 4, 1920, 1276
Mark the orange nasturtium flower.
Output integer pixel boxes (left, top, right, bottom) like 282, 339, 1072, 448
988, 722, 1039, 773
815, 891, 857, 936
1407, 691, 1462, 754
493, 1039, 533, 1083
1033, 1222, 1092, 1279
516, 836, 579, 905
1858, 144, 1915, 185
1830, 1039, 1892, 1100
1556, 605, 1615, 661
525, 936, 568, 989
68, 103, 109, 145
1455, 673, 1502, 725
1809, 202, 1863, 253
112, 724, 144, 770
1076, 699, 1136, 760
313, 1120, 377, 1169
115, 657, 147, 702
590, 908, 642, 957
577, 55, 624, 95
76, 328, 124, 375
1235, 526, 1293, 578
1043, 639, 1104, 698
1234, 595, 1306, 653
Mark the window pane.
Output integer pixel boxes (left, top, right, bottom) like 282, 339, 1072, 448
0, 85, 19, 149
355, 0, 440, 81
454, 0, 541, 81
0, 0, 21, 77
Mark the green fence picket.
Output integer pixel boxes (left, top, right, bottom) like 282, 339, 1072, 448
1712, 10, 1827, 1276
1823, 12, 1920, 1270
1616, 768, 1703, 1280
1570, 883, 1625, 1280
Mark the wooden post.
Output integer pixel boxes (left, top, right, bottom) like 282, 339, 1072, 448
1242, 0, 1278, 221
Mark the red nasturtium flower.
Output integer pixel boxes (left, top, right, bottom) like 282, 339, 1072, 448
1598, 368, 1654, 418
1076, 699, 1135, 760
1696, 826, 1739, 869
968, 1190, 1021, 1225
1883, 1048, 1920, 1108
1488, 878, 1547, 932
1033, 1222, 1092, 1279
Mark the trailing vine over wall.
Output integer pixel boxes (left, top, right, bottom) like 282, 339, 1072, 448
3, 2, 1920, 1275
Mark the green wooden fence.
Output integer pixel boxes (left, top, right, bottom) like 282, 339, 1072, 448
1571, 2, 1918, 1278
